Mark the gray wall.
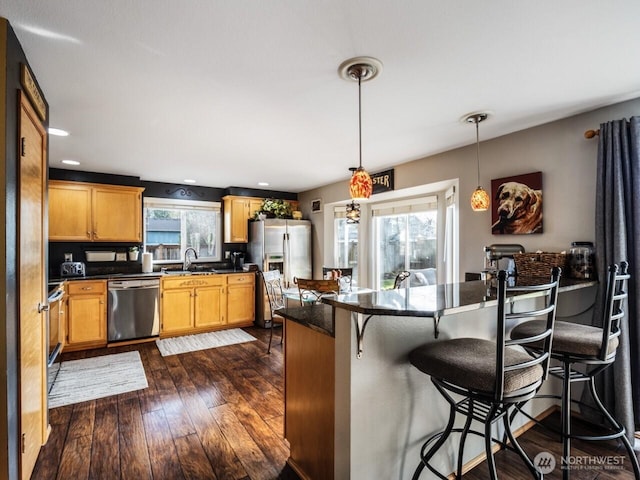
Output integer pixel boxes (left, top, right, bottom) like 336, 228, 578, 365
299, 98, 640, 281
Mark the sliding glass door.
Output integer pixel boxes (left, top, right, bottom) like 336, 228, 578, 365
373, 198, 437, 290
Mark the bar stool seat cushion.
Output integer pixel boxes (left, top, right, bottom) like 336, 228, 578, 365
409, 338, 543, 394
511, 320, 619, 357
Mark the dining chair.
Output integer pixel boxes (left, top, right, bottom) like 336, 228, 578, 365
510, 262, 640, 480
295, 277, 340, 305
261, 269, 286, 354
393, 271, 411, 289
322, 267, 353, 292
408, 268, 561, 479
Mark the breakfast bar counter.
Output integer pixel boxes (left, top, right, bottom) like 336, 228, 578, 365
278, 278, 596, 480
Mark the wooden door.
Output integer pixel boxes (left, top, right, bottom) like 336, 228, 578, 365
18, 91, 47, 480
194, 285, 226, 328
161, 289, 194, 334
48, 181, 92, 240
92, 185, 143, 242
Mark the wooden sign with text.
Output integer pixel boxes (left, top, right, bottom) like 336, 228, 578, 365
20, 64, 47, 122
372, 169, 394, 194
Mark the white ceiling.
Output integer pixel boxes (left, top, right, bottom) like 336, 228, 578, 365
2, 1, 640, 193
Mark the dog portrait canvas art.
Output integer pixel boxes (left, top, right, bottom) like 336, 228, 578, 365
491, 171, 543, 234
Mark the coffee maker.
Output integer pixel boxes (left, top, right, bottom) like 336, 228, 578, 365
483, 244, 525, 279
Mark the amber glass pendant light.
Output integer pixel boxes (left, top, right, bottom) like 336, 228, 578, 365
466, 113, 490, 212
339, 57, 382, 201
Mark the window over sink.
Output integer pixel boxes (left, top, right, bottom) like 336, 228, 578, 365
143, 197, 222, 263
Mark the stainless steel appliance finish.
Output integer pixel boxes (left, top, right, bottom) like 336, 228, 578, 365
60, 261, 86, 278
108, 278, 160, 342
47, 282, 65, 393
248, 219, 312, 327
483, 243, 525, 277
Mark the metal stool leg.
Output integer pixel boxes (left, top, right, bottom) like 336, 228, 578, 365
484, 405, 499, 480
561, 360, 571, 480
267, 321, 274, 353
503, 408, 541, 479
412, 401, 457, 480
588, 377, 640, 479
456, 399, 474, 478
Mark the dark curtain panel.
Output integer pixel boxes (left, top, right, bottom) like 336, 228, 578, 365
593, 116, 640, 440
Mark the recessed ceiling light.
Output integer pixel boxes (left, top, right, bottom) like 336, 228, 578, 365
258, 182, 269, 186
48, 128, 69, 136
184, 179, 196, 184
61, 159, 80, 166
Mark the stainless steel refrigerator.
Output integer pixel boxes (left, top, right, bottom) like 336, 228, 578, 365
248, 219, 311, 327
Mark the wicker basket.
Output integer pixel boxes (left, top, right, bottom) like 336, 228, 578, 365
513, 252, 567, 277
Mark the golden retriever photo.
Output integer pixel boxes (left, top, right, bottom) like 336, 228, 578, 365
491, 172, 543, 234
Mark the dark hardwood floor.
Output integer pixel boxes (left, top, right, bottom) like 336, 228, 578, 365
33, 326, 299, 480
462, 412, 639, 479
33, 326, 638, 479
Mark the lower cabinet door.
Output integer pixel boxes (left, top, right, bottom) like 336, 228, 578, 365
194, 285, 226, 328
161, 289, 193, 334
227, 283, 255, 324
67, 295, 106, 345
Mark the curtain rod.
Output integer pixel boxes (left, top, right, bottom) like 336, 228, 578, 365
584, 129, 600, 139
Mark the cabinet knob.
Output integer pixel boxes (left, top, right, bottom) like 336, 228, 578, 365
81, 286, 93, 291
86, 232, 91, 238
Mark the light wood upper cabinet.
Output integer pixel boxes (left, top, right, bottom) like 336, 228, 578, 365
223, 195, 261, 243
49, 182, 92, 241
49, 180, 144, 242
66, 280, 107, 351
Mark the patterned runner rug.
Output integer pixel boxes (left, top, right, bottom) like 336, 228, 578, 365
156, 328, 257, 356
49, 351, 148, 408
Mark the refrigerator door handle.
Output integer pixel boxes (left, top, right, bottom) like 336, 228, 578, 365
283, 232, 290, 287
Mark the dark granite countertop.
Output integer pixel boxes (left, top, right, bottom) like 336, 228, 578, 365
279, 277, 596, 338
277, 305, 335, 337
321, 277, 596, 317
50, 269, 253, 283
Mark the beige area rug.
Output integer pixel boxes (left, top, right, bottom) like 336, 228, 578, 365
48, 351, 148, 409
155, 328, 257, 357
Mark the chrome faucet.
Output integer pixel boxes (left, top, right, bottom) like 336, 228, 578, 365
183, 247, 198, 271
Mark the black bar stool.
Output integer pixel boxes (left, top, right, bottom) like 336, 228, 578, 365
511, 262, 640, 479
408, 268, 561, 479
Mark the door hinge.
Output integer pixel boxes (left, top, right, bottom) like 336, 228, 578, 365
20, 137, 26, 157
21, 433, 26, 454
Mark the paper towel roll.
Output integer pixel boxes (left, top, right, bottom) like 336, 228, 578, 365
142, 252, 153, 273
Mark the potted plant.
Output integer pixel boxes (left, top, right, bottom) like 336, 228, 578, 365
128, 246, 140, 261
258, 198, 292, 219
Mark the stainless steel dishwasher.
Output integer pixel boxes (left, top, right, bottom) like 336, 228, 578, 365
108, 278, 160, 342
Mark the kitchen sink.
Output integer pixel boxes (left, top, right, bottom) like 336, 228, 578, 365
162, 269, 218, 276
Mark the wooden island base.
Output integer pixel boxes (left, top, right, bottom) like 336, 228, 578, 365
285, 319, 335, 480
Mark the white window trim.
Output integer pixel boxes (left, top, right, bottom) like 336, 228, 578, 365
143, 197, 222, 264
324, 179, 459, 289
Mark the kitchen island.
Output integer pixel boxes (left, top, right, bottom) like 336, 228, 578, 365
279, 278, 596, 480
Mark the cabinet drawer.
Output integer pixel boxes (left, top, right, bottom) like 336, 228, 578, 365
67, 280, 106, 295
162, 275, 226, 290
227, 273, 255, 285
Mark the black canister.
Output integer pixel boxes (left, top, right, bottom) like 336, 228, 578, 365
568, 242, 595, 279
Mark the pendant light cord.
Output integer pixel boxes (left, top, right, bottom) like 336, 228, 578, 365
475, 118, 481, 186
358, 74, 362, 169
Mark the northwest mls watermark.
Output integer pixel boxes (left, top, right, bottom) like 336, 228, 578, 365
534, 452, 626, 473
